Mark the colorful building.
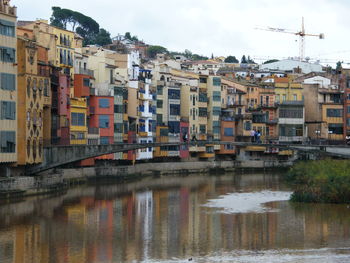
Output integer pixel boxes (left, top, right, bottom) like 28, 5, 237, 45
69, 97, 88, 145
17, 35, 50, 165
0, 0, 17, 166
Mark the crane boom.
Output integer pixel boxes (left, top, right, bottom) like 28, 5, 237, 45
255, 17, 324, 61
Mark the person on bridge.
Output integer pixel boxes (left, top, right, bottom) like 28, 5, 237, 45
251, 129, 256, 143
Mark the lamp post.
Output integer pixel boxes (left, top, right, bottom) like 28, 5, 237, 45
328, 130, 333, 144
315, 130, 320, 145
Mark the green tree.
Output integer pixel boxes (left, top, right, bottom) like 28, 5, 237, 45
336, 61, 343, 73
247, 56, 255, 64
263, 59, 279, 64
224, 56, 239, 63
94, 28, 112, 46
147, 45, 168, 58
50, 7, 105, 46
241, 55, 247, 64
124, 32, 132, 40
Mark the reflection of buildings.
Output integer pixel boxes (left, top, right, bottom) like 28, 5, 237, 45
2, 175, 350, 262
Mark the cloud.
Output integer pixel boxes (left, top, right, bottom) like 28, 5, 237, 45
12, 0, 350, 62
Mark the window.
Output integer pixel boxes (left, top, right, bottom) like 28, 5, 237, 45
160, 127, 168, 136
169, 104, 180, 115
327, 109, 343, 118
114, 104, 123, 113
199, 92, 208, 102
157, 114, 163, 124
157, 85, 163, 95
168, 89, 180, 99
212, 107, 221, 116
198, 107, 207, 117
0, 73, 15, 90
199, 77, 207, 83
276, 95, 280, 103
212, 77, 221, 86
168, 121, 180, 133
0, 19, 15, 37
100, 136, 110, 145
157, 100, 163, 108
282, 95, 286, 101
192, 95, 196, 106
213, 91, 221, 101
0, 46, 15, 63
83, 78, 90, 87
199, 125, 206, 134
244, 121, 251, 131
279, 107, 303, 118
279, 125, 303, 136
213, 121, 220, 134
71, 112, 85, 126
0, 101, 15, 120
44, 79, 49, 96
99, 98, 110, 108
99, 115, 110, 128
293, 94, 297, 101
347, 118, 350, 127
114, 123, 123, 133
347, 106, 350, 114
0, 131, 15, 153
328, 123, 343, 135
224, 127, 234, 136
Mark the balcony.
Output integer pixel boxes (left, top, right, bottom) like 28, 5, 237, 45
227, 101, 246, 107
138, 106, 152, 118
88, 127, 99, 134
76, 67, 94, 77
260, 103, 278, 108
279, 100, 304, 106
139, 91, 153, 100
266, 118, 278, 125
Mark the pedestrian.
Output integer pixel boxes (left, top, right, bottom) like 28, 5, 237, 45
251, 129, 255, 143
257, 130, 261, 143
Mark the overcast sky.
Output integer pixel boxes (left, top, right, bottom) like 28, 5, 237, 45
12, 0, 350, 65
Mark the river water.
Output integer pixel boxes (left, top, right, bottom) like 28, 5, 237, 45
0, 172, 350, 263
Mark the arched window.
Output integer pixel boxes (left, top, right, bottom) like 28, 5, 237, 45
27, 77, 31, 96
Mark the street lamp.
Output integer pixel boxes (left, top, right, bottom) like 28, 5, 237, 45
315, 130, 320, 145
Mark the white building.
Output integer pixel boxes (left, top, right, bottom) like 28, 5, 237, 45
260, 59, 323, 74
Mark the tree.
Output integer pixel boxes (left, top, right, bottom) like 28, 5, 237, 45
241, 55, 247, 64
124, 32, 132, 40
50, 7, 103, 46
224, 56, 239, 63
94, 28, 112, 46
211, 53, 214, 59
147, 45, 168, 58
336, 61, 343, 74
184, 49, 192, 58
263, 59, 279, 64
247, 56, 255, 64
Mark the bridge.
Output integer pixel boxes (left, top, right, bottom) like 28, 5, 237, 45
26, 141, 350, 175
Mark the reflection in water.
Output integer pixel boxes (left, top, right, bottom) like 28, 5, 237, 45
0, 173, 349, 262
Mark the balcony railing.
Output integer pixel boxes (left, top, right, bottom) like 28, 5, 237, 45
88, 127, 99, 134
76, 67, 94, 77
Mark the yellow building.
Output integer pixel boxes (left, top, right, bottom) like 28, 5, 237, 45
0, 0, 17, 164
70, 98, 88, 145
322, 104, 344, 140
17, 36, 51, 165
274, 76, 303, 103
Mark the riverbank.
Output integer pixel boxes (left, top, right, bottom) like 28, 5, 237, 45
288, 159, 350, 203
0, 159, 292, 199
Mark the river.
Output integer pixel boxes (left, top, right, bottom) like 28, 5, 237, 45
0, 172, 349, 263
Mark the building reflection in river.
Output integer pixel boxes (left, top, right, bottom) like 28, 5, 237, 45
0, 174, 349, 262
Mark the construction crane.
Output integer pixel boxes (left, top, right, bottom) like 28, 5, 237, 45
255, 17, 325, 62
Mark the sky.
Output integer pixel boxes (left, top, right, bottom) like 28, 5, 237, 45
12, 0, 350, 65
